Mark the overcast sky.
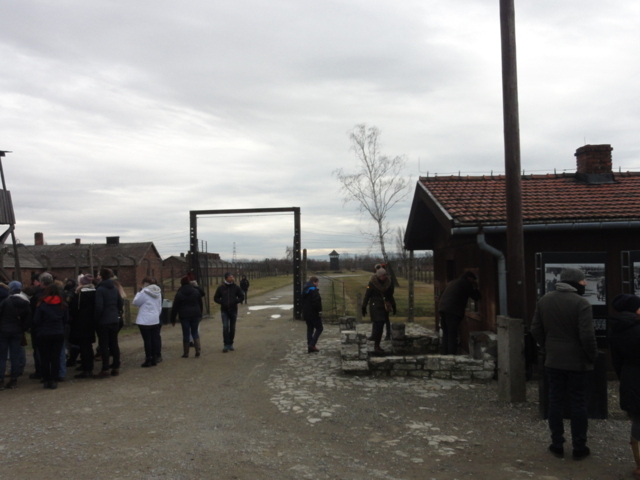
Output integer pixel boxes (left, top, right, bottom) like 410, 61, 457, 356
1, 1, 639, 261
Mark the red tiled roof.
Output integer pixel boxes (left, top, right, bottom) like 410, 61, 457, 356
420, 172, 640, 226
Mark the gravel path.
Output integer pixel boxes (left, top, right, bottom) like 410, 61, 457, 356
0, 281, 635, 479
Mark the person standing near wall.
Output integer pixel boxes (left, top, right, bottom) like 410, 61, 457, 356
362, 268, 395, 356
531, 267, 597, 460
302, 276, 323, 353
213, 272, 244, 353
608, 293, 640, 479
437, 271, 481, 355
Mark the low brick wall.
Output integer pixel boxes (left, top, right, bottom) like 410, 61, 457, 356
368, 354, 495, 381
339, 318, 496, 383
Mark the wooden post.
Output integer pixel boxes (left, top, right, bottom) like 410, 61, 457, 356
497, 315, 526, 402
500, 0, 527, 321
408, 250, 415, 322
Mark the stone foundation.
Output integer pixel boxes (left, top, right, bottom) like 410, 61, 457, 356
339, 318, 496, 383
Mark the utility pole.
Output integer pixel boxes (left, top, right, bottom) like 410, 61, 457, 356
500, 0, 527, 321
499, 0, 527, 403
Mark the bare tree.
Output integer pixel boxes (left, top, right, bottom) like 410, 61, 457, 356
333, 124, 410, 274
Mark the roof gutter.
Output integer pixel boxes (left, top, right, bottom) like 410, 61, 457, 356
453, 220, 640, 236
476, 233, 508, 317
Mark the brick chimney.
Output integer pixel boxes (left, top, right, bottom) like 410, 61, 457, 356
575, 144, 614, 184
575, 144, 613, 175
75, 238, 81, 245
35, 232, 44, 245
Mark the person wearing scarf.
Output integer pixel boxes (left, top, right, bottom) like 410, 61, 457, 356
362, 268, 396, 356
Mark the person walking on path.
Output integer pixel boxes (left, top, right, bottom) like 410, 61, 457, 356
240, 275, 250, 305
302, 276, 323, 353
170, 275, 203, 358
608, 293, 640, 479
94, 268, 124, 378
0, 281, 31, 390
68, 275, 97, 379
531, 267, 597, 460
32, 284, 69, 390
133, 277, 162, 367
438, 271, 481, 355
361, 268, 396, 356
213, 272, 244, 353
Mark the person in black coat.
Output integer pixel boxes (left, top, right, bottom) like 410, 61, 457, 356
69, 275, 97, 378
32, 284, 69, 389
438, 271, 481, 355
94, 268, 124, 378
609, 294, 640, 480
213, 272, 244, 353
240, 276, 250, 304
171, 275, 204, 358
362, 268, 396, 356
302, 276, 323, 353
0, 281, 31, 390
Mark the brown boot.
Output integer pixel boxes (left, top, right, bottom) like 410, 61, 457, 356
182, 342, 190, 358
194, 339, 201, 357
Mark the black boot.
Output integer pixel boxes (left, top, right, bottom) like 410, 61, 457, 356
141, 358, 153, 368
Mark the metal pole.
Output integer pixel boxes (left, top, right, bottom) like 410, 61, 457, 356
500, 0, 527, 321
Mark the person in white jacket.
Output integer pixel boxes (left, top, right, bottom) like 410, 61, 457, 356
133, 277, 162, 367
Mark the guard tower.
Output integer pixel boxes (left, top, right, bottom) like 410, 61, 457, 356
329, 250, 340, 271
0, 151, 20, 281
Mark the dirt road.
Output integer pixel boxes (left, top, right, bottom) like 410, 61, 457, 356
0, 280, 635, 479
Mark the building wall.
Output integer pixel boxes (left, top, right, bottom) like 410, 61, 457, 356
431, 227, 639, 354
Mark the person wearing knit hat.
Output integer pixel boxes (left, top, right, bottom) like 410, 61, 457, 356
213, 272, 244, 352
8, 281, 22, 294
608, 293, 640, 479
560, 268, 586, 284
531, 266, 596, 460
362, 267, 396, 356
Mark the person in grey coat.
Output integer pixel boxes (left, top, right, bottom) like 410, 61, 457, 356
531, 267, 597, 460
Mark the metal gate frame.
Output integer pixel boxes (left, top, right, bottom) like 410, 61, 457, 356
189, 207, 302, 320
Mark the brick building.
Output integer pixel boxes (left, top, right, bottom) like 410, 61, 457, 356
1, 233, 162, 290
404, 144, 640, 353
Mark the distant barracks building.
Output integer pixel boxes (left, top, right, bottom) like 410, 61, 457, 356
1, 233, 162, 289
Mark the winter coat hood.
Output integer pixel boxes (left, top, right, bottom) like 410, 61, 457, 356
142, 284, 162, 298
303, 281, 318, 295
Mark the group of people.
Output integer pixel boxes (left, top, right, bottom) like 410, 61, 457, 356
0, 268, 127, 390
0, 268, 253, 391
